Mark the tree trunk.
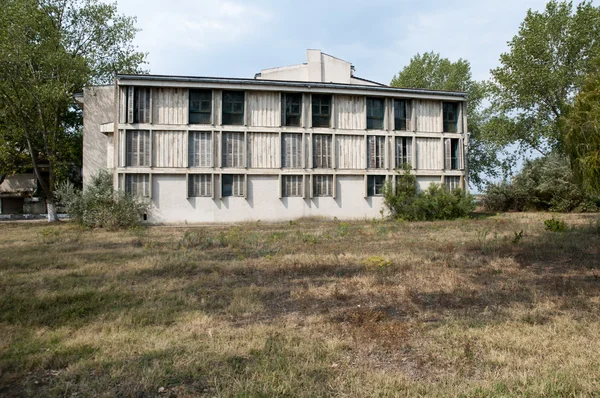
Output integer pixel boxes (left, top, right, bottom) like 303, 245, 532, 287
46, 199, 59, 222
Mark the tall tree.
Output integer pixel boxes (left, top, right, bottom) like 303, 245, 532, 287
390, 52, 500, 189
562, 62, 600, 195
0, 0, 146, 221
488, 0, 600, 156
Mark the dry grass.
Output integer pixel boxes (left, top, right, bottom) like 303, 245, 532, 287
0, 212, 599, 397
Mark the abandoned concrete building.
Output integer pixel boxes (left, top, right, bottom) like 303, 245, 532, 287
82, 50, 468, 223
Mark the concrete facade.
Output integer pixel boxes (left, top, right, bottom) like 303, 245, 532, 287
82, 52, 468, 223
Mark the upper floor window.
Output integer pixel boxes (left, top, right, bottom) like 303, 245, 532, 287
126, 130, 150, 167
189, 90, 212, 124
313, 134, 332, 168
282, 93, 302, 127
282, 133, 302, 168
367, 136, 385, 169
189, 131, 212, 167
222, 132, 244, 168
127, 87, 151, 124
395, 137, 412, 168
312, 95, 331, 128
367, 98, 384, 129
222, 91, 245, 125
444, 138, 462, 170
443, 102, 458, 133
394, 99, 407, 131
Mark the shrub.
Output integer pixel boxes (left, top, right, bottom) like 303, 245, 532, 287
484, 154, 599, 212
544, 217, 568, 232
383, 165, 475, 221
55, 170, 149, 230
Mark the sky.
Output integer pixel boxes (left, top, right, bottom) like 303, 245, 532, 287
112, 0, 595, 84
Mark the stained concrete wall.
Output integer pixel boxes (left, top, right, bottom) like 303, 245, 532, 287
149, 174, 385, 223
83, 85, 115, 187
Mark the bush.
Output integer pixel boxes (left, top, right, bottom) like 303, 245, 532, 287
55, 170, 149, 230
544, 218, 568, 232
484, 154, 600, 212
383, 165, 475, 221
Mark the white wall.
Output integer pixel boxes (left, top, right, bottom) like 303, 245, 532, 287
83, 86, 114, 186
149, 174, 385, 223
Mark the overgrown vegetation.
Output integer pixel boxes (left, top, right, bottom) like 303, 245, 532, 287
484, 154, 600, 212
55, 170, 149, 230
0, 213, 599, 396
383, 165, 475, 221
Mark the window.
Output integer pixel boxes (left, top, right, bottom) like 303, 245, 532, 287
222, 132, 244, 168
367, 175, 386, 196
444, 138, 462, 170
282, 133, 302, 168
222, 174, 245, 197
127, 87, 151, 124
395, 137, 412, 168
367, 98, 384, 129
125, 174, 150, 197
443, 102, 458, 133
188, 174, 212, 197
282, 175, 303, 197
394, 99, 407, 131
189, 132, 212, 167
312, 134, 332, 168
445, 176, 461, 191
222, 91, 245, 125
282, 93, 302, 126
126, 130, 151, 167
313, 175, 333, 197
312, 95, 331, 127
189, 90, 212, 124
368, 136, 386, 169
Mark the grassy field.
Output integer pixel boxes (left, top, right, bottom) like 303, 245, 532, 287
1, 213, 599, 397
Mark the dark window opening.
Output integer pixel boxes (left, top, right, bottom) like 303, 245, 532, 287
394, 99, 406, 131
222, 174, 244, 197
189, 90, 212, 124
282, 93, 302, 126
451, 139, 459, 170
312, 95, 331, 127
367, 98, 384, 130
443, 102, 458, 133
367, 175, 386, 196
222, 91, 245, 125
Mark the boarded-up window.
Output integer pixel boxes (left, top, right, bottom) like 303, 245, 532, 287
189, 132, 212, 167
416, 138, 441, 170
188, 174, 212, 197
127, 87, 151, 124
222, 174, 244, 197
312, 95, 331, 127
247, 133, 278, 168
395, 137, 412, 168
282, 133, 302, 168
282, 93, 302, 126
313, 175, 333, 197
126, 130, 151, 167
367, 175, 386, 196
222, 91, 245, 125
125, 174, 149, 197
313, 134, 332, 168
367, 136, 385, 169
282, 175, 303, 197
443, 102, 458, 133
444, 138, 463, 170
189, 90, 212, 124
222, 132, 244, 168
336, 135, 365, 169
394, 99, 408, 131
367, 98, 384, 129
444, 176, 461, 191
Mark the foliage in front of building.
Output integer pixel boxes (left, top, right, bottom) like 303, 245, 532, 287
55, 170, 149, 230
484, 154, 600, 213
383, 166, 475, 221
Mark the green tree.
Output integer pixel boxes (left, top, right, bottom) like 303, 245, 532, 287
562, 62, 600, 195
390, 52, 500, 189
488, 0, 600, 156
0, 0, 146, 221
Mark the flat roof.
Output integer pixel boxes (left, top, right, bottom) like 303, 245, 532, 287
116, 74, 467, 98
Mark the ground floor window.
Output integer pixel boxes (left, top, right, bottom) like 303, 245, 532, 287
188, 174, 212, 197
367, 175, 386, 196
282, 175, 303, 197
125, 174, 150, 197
313, 175, 333, 197
222, 174, 245, 197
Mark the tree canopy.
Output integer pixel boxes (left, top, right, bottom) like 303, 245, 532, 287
488, 0, 600, 156
390, 52, 500, 189
0, 0, 146, 220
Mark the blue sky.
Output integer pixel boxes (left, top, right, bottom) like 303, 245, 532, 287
113, 0, 595, 84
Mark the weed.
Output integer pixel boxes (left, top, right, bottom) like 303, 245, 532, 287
512, 229, 524, 245
362, 255, 392, 269
544, 218, 568, 232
